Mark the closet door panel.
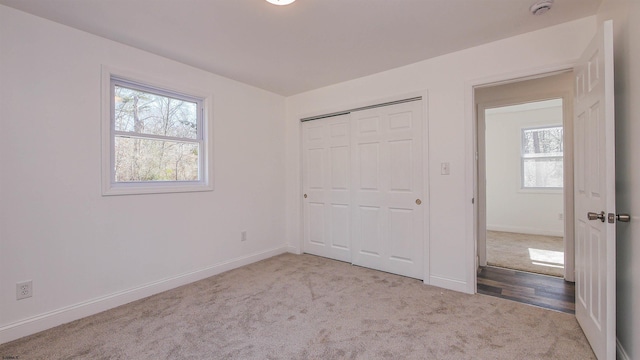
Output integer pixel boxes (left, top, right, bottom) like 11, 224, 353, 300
351, 101, 424, 279
302, 115, 351, 262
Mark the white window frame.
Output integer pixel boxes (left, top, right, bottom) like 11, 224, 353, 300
520, 125, 563, 190
101, 65, 214, 196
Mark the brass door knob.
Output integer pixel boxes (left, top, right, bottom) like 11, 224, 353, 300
416, 199, 422, 205
304, 194, 307, 198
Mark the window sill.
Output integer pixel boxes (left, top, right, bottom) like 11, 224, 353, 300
102, 182, 214, 196
517, 188, 563, 195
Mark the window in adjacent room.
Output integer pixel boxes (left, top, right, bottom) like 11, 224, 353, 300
521, 126, 563, 189
102, 70, 213, 195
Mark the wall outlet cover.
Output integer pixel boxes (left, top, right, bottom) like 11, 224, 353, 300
17, 280, 33, 300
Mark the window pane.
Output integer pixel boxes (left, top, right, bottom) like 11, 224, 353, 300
114, 137, 199, 182
523, 158, 563, 188
114, 85, 198, 139
522, 127, 563, 156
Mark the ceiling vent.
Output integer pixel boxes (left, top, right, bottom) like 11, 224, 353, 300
530, 0, 554, 15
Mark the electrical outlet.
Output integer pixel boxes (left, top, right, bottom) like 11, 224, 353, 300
241, 230, 247, 242
16, 280, 32, 300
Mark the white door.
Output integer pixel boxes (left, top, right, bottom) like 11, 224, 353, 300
351, 100, 424, 279
574, 20, 616, 360
302, 114, 352, 262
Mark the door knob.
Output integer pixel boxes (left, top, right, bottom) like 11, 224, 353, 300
604, 212, 631, 223
616, 213, 631, 222
587, 211, 605, 222
304, 194, 307, 198
415, 199, 422, 205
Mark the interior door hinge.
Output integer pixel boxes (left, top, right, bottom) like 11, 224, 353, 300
472, 198, 475, 204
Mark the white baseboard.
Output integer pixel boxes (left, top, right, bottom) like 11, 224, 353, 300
0, 246, 288, 345
287, 245, 301, 254
429, 274, 472, 294
617, 338, 630, 360
486, 225, 564, 237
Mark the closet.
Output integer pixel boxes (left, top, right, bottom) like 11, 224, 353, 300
302, 99, 425, 279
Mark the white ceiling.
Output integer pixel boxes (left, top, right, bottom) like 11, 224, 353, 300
0, 0, 601, 96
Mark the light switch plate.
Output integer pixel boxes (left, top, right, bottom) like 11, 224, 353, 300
441, 162, 450, 175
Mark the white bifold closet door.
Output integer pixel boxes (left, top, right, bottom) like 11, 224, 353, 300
302, 100, 424, 279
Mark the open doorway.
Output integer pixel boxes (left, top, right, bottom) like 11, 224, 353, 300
484, 99, 565, 277
474, 71, 575, 312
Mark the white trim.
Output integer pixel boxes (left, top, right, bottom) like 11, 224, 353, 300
429, 275, 470, 294
0, 246, 287, 345
616, 338, 630, 360
465, 79, 479, 294
286, 245, 301, 254
421, 92, 431, 284
100, 65, 215, 196
295, 113, 305, 256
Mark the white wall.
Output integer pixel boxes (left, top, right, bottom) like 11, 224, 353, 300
2, 2, 622, 348
485, 105, 564, 236
0, 5, 287, 343
285, 17, 596, 293
596, 1, 640, 359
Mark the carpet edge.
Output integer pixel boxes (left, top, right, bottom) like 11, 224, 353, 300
0, 245, 288, 345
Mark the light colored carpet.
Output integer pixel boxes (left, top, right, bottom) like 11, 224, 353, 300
486, 231, 565, 277
0, 253, 594, 359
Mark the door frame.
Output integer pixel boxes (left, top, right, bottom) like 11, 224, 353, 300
297, 90, 431, 282
475, 72, 575, 281
464, 63, 577, 293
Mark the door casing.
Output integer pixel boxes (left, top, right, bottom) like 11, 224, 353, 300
474, 72, 575, 281
464, 64, 578, 294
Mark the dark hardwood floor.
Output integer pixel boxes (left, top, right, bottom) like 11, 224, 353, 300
477, 266, 575, 314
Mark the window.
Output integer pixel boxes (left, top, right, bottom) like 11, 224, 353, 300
521, 126, 563, 189
102, 67, 213, 195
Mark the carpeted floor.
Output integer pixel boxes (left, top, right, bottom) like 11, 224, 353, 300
0, 253, 594, 359
486, 231, 565, 277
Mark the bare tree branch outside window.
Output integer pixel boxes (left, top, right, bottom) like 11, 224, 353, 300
522, 126, 563, 188
113, 84, 200, 182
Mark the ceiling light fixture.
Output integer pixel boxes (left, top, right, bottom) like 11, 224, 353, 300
530, 0, 554, 15
266, 0, 296, 5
